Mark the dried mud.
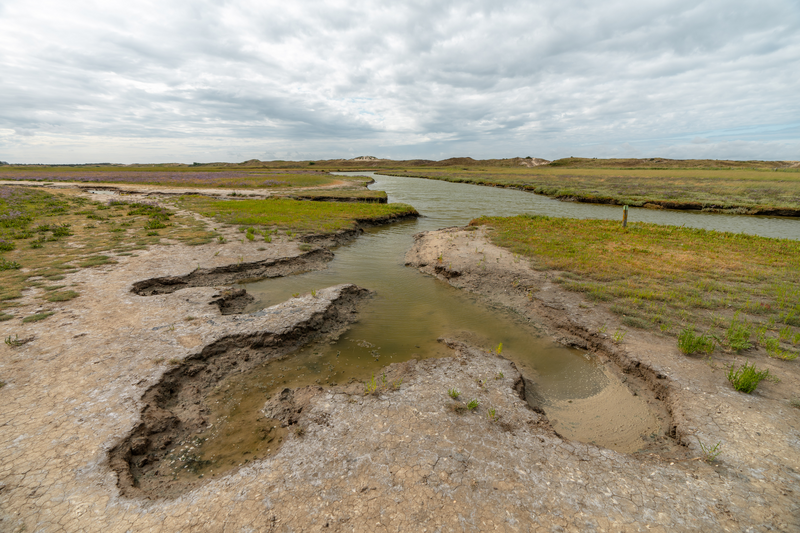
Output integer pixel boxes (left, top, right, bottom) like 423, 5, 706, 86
131, 248, 334, 296
1, 195, 799, 531
109, 284, 371, 499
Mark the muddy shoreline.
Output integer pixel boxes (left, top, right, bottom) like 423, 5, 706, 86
1, 200, 798, 530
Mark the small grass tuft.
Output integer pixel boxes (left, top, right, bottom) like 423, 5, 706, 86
46, 290, 79, 302
77, 255, 115, 268
22, 312, 54, 323
467, 399, 480, 411
678, 327, 715, 355
726, 361, 770, 393
448, 388, 460, 399
697, 437, 723, 463
726, 312, 752, 352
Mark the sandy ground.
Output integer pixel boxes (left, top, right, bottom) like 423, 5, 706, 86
0, 218, 798, 531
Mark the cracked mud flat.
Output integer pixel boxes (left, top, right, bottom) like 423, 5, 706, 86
1, 221, 799, 532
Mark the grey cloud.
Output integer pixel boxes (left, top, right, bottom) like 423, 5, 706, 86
0, 0, 798, 163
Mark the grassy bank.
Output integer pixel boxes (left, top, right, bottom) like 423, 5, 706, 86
472, 215, 800, 360
385, 166, 800, 215
0, 186, 216, 320
176, 196, 417, 234
0, 185, 417, 323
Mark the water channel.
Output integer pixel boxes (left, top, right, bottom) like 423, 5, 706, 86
185, 173, 800, 481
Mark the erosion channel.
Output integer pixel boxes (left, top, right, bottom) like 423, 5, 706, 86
116, 172, 800, 499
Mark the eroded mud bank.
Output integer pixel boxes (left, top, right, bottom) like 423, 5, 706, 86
132, 248, 334, 297
109, 284, 371, 499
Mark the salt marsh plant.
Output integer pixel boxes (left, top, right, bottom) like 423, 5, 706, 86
467, 399, 480, 411
678, 327, 715, 355
697, 438, 723, 463
726, 361, 770, 393
364, 374, 378, 394
448, 388, 460, 399
725, 312, 752, 352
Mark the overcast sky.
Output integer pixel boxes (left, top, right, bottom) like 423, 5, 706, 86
1, 0, 798, 164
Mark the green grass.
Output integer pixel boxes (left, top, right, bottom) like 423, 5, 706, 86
678, 327, 715, 355
176, 196, 417, 234
474, 215, 800, 358
0, 187, 217, 312
77, 255, 116, 268
22, 311, 54, 323
46, 290, 79, 302
727, 361, 771, 393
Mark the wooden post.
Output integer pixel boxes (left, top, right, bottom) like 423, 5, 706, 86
622, 205, 628, 228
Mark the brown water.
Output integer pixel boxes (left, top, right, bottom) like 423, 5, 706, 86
178, 173, 800, 478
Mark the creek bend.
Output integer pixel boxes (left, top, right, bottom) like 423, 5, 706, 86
131, 173, 800, 495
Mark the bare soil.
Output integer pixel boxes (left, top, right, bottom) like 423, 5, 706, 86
1, 208, 798, 531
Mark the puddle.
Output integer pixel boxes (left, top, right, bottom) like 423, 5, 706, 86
122, 172, 784, 497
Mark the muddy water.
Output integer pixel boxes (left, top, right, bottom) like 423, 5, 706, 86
184, 173, 800, 478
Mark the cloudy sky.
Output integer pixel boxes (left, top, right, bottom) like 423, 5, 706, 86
1, 0, 798, 164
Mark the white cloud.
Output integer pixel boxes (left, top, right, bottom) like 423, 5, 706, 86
0, 0, 798, 163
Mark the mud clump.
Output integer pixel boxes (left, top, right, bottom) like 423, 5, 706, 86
109, 284, 370, 499
131, 248, 334, 296
209, 287, 254, 314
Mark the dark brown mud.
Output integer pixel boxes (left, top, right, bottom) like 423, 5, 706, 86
285, 194, 388, 203
131, 248, 334, 296
108, 284, 371, 500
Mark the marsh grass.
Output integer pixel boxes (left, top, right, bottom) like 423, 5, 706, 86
22, 311, 54, 323
475, 215, 800, 357
727, 361, 770, 393
678, 327, 715, 355
176, 196, 417, 234
385, 165, 800, 212
0, 187, 217, 315
45, 290, 79, 302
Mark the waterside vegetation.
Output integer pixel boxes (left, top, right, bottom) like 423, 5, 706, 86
472, 215, 800, 362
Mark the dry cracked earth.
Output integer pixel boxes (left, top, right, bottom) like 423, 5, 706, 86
0, 215, 799, 532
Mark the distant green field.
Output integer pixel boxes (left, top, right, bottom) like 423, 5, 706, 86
177, 196, 418, 234
382, 166, 800, 215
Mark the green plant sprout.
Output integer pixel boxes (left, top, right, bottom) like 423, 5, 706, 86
448, 388, 460, 399
697, 437, 723, 463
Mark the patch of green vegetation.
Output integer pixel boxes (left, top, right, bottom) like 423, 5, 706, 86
0, 188, 217, 311
0, 312, 13, 321
77, 255, 115, 268
176, 196, 417, 235
678, 327, 715, 355
46, 290, 79, 302
22, 311, 54, 323
727, 361, 770, 393
474, 215, 800, 357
